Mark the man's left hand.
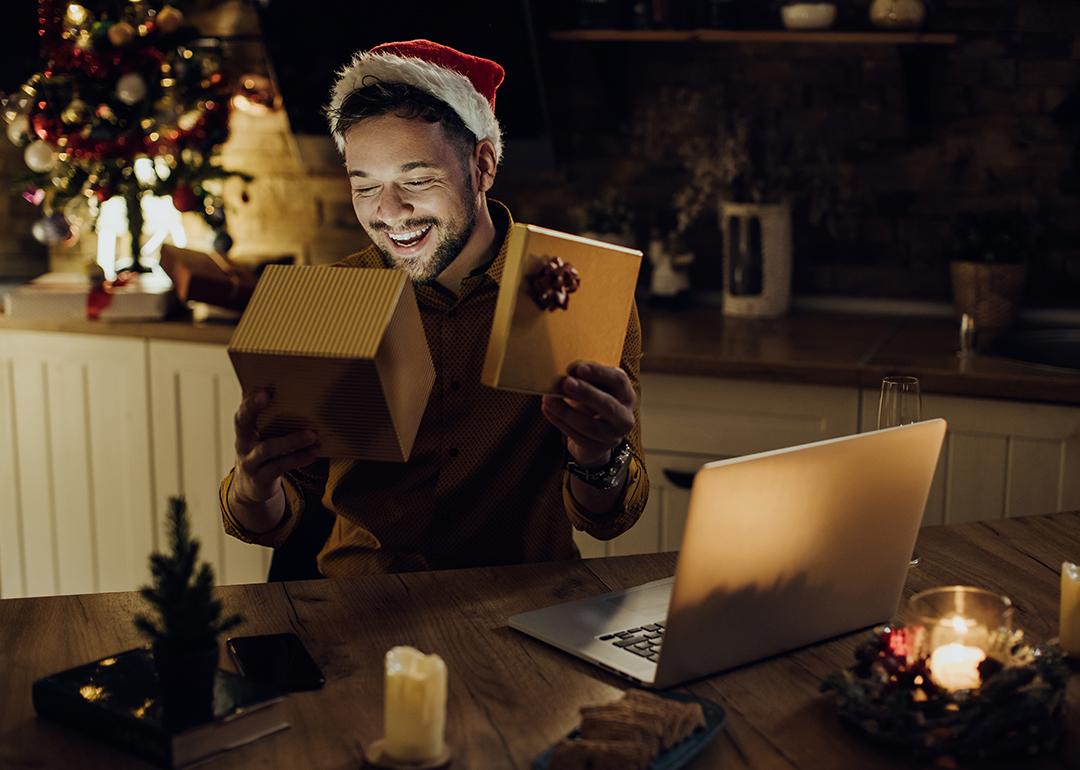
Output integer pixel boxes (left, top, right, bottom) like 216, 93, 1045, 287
541, 361, 636, 468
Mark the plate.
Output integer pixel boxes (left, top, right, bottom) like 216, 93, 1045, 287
532, 690, 726, 770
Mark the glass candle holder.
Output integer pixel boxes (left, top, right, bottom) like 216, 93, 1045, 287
908, 586, 1013, 692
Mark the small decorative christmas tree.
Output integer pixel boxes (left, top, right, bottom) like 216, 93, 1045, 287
135, 496, 241, 722
134, 495, 242, 653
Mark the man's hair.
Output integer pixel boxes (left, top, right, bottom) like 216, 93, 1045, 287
326, 80, 478, 161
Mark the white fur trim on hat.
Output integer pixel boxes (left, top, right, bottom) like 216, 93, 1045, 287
327, 50, 503, 163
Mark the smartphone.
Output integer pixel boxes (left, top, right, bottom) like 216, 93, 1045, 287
226, 633, 326, 691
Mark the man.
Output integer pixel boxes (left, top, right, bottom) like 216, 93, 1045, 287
219, 40, 649, 577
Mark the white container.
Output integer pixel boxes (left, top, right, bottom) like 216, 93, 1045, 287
780, 3, 838, 30
719, 201, 793, 318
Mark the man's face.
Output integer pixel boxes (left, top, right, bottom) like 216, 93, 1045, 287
344, 114, 477, 283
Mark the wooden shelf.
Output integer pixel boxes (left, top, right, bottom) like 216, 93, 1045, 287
549, 29, 959, 45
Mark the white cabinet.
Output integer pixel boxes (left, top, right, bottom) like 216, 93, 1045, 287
574, 374, 861, 557
148, 340, 270, 587
576, 373, 1080, 557
0, 331, 155, 598
0, 331, 269, 599
3, 328, 1077, 591
860, 389, 1080, 525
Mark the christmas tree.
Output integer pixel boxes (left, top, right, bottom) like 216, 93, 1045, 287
3, 0, 249, 272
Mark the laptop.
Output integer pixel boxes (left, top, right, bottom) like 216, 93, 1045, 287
509, 419, 947, 688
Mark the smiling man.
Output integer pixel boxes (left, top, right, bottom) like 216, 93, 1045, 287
218, 40, 649, 577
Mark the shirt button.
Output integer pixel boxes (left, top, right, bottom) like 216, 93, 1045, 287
450, 380, 461, 392
448, 447, 460, 458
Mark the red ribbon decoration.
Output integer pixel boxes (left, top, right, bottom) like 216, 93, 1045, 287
528, 256, 581, 312
86, 271, 138, 320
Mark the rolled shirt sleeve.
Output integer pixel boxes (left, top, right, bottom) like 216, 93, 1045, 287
219, 468, 305, 549
561, 300, 650, 541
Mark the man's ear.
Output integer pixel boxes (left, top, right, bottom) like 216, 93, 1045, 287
472, 139, 497, 194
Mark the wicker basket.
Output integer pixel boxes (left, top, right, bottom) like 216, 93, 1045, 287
949, 261, 1027, 341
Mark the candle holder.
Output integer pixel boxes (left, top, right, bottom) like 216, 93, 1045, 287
822, 586, 1068, 759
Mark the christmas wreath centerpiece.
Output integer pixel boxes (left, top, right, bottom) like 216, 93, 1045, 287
821, 620, 1068, 760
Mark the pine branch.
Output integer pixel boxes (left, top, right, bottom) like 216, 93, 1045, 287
135, 496, 243, 649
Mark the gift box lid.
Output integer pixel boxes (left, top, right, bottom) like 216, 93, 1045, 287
228, 265, 435, 462
482, 224, 642, 395
159, 244, 256, 311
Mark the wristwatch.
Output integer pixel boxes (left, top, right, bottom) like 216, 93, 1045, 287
566, 440, 632, 490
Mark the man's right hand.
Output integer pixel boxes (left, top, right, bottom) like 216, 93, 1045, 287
229, 390, 320, 534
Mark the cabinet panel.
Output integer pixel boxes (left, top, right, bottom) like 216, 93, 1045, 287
860, 388, 1080, 525
947, 433, 1008, 524
0, 358, 24, 597
149, 341, 270, 586
0, 331, 154, 598
1007, 438, 1064, 519
641, 374, 859, 458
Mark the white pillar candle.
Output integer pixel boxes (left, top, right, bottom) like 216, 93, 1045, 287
929, 642, 985, 691
1062, 562, 1080, 657
383, 646, 447, 763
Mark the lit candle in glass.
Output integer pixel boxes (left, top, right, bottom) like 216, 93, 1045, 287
383, 646, 448, 763
1062, 562, 1080, 657
908, 586, 1013, 692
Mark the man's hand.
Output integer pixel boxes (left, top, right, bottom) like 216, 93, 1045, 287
540, 361, 636, 468
229, 390, 320, 532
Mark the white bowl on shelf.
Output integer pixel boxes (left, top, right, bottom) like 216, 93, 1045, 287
780, 3, 838, 30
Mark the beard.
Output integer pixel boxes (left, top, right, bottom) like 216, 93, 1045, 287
368, 177, 477, 284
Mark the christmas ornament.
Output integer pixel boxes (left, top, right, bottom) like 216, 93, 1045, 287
7, 116, 30, 145
212, 230, 233, 254
2, 88, 33, 125
64, 4, 90, 30
24, 140, 58, 172
22, 188, 46, 206
327, 40, 505, 162
61, 98, 90, 125
156, 5, 184, 35
171, 185, 198, 212
31, 213, 71, 245
107, 21, 135, 46
204, 200, 225, 227
116, 73, 148, 106
232, 73, 281, 115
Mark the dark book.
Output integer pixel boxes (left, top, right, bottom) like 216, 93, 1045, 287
32, 647, 289, 768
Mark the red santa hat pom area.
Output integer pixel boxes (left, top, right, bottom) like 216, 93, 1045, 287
327, 39, 505, 163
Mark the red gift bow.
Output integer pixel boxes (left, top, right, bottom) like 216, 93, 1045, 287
528, 256, 581, 312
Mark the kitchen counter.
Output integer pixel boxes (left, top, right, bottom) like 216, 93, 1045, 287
640, 307, 1080, 405
2, 305, 1078, 405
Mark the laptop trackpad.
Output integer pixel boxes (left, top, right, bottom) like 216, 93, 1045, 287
603, 578, 674, 618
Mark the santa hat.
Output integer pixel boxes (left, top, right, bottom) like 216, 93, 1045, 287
327, 39, 505, 163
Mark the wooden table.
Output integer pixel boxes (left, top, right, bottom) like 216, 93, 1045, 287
2, 512, 1079, 769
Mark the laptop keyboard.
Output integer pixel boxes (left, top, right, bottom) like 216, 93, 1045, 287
598, 623, 664, 662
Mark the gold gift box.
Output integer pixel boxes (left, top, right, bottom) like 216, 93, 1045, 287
482, 224, 642, 394
228, 265, 435, 462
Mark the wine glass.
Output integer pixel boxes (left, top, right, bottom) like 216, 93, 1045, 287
878, 376, 923, 566
878, 376, 921, 430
